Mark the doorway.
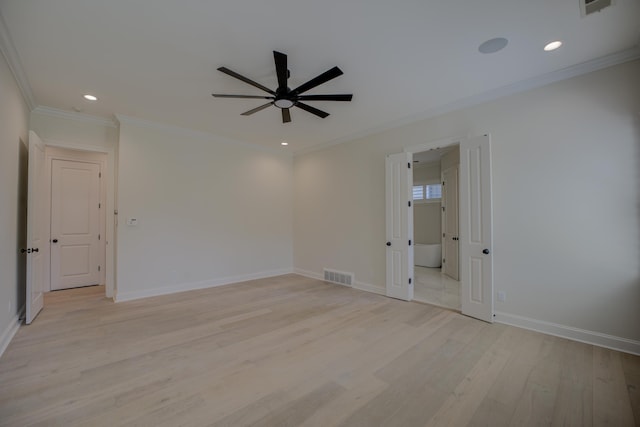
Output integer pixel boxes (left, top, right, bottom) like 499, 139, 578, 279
44, 147, 107, 292
412, 145, 460, 310
385, 135, 494, 322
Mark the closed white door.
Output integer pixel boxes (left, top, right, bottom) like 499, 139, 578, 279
26, 131, 46, 324
460, 135, 494, 322
385, 152, 413, 301
50, 160, 101, 290
442, 165, 459, 280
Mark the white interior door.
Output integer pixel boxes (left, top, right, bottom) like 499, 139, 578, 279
385, 152, 413, 301
50, 159, 102, 290
26, 131, 46, 324
442, 165, 459, 280
460, 134, 494, 322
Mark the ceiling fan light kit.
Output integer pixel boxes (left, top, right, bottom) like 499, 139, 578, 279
212, 51, 353, 123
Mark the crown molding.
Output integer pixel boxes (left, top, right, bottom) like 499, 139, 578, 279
0, 11, 35, 110
115, 114, 290, 156
32, 106, 117, 128
295, 46, 640, 157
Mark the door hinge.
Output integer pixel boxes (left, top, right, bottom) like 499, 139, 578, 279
442, 181, 445, 185
98, 265, 101, 272
98, 234, 101, 240
99, 172, 102, 178
443, 233, 446, 238
408, 240, 412, 246
442, 206, 445, 212
408, 162, 411, 169
443, 258, 445, 263
409, 278, 412, 285
408, 201, 411, 207
99, 203, 101, 209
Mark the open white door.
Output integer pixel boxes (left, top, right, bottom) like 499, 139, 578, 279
385, 152, 413, 301
460, 134, 493, 322
26, 131, 46, 324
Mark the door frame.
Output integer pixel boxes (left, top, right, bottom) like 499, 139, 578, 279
40, 141, 115, 298
403, 134, 493, 321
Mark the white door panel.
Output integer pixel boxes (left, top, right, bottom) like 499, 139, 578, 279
26, 131, 46, 324
460, 135, 494, 322
51, 160, 101, 290
385, 152, 413, 301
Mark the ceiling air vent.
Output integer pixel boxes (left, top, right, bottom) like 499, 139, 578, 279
581, 0, 613, 16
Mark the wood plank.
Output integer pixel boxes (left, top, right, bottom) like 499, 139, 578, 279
0, 275, 638, 426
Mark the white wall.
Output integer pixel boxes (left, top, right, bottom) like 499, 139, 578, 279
30, 109, 118, 297
115, 119, 293, 300
294, 59, 640, 345
0, 51, 29, 354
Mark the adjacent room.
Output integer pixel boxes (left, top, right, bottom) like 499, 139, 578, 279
1, 1, 639, 425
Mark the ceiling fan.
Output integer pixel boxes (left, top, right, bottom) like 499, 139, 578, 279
212, 51, 353, 123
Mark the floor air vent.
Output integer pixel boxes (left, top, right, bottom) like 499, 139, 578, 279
323, 269, 354, 287
581, 0, 613, 16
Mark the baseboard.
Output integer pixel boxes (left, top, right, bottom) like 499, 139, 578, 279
0, 305, 24, 359
353, 281, 386, 296
114, 268, 294, 302
293, 268, 323, 281
494, 311, 640, 356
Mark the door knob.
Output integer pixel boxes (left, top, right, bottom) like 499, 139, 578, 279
52, 239, 58, 243
20, 248, 28, 254
32, 248, 39, 253
386, 242, 391, 246
482, 248, 490, 254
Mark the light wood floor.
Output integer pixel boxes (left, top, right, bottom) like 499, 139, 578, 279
0, 275, 638, 426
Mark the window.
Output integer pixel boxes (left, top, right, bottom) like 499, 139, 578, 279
413, 183, 442, 202
425, 184, 442, 200
412, 185, 424, 200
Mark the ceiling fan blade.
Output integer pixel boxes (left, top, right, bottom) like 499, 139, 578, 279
282, 108, 291, 123
217, 67, 275, 95
274, 51, 288, 91
241, 102, 273, 116
212, 94, 274, 99
291, 66, 343, 95
297, 94, 353, 101
295, 102, 329, 118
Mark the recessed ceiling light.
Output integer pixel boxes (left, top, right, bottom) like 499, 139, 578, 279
281, 141, 288, 146
478, 37, 509, 54
83, 94, 98, 101
544, 41, 563, 52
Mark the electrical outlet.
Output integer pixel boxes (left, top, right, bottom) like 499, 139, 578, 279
497, 291, 506, 302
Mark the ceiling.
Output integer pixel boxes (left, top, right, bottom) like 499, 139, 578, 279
1, 1, 639, 152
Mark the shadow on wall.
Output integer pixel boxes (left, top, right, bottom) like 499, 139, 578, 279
15, 139, 28, 313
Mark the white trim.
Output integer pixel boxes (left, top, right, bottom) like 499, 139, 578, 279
42, 138, 111, 154
494, 311, 640, 356
0, 306, 24, 359
295, 46, 640, 157
352, 281, 386, 296
32, 106, 117, 128
293, 268, 323, 281
405, 136, 465, 155
115, 114, 288, 156
0, 11, 35, 110
114, 268, 294, 302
